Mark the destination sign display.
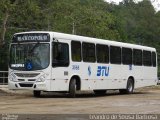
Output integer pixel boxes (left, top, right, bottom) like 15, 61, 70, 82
12, 33, 50, 42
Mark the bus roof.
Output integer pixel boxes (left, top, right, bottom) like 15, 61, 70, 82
14, 31, 156, 51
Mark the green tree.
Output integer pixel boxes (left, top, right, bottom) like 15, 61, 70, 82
0, 0, 17, 46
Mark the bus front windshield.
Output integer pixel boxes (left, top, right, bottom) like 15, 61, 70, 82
10, 43, 50, 71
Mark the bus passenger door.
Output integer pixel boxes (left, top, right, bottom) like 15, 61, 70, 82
51, 41, 70, 91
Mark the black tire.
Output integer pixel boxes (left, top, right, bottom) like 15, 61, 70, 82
119, 89, 127, 94
69, 78, 76, 98
119, 78, 134, 94
94, 90, 106, 95
33, 90, 41, 97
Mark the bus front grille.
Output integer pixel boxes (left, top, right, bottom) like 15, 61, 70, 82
19, 83, 33, 87
18, 79, 25, 81
15, 73, 40, 78
28, 79, 36, 81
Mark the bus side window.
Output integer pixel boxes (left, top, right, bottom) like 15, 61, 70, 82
71, 41, 81, 62
122, 47, 132, 65
52, 42, 69, 67
82, 42, 96, 63
133, 49, 142, 66
96, 44, 109, 63
143, 50, 152, 66
152, 52, 157, 67
110, 46, 121, 64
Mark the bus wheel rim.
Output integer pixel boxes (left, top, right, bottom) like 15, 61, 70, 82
128, 82, 133, 92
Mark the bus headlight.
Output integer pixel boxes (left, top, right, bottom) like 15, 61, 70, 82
10, 73, 18, 82
36, 73, 49, 82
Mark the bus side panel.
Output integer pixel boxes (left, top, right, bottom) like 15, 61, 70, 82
77, 63, 97, 90
134, 66, 157, 88
132, 66, 143, 88
142, 66, 157, 87
80, 64, 128, 90
50, 66, 71, 91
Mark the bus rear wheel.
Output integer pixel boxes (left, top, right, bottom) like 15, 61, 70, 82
33, 90, 41, 97
119, 78, 134, 94
69, 78, 76, 98
94, 90, 106, 95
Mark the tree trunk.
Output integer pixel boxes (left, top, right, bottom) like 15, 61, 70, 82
0, 9, 9, 46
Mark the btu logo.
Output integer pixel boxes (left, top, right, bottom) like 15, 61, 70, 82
97, 66, 109, 76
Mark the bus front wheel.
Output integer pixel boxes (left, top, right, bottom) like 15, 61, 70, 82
69, 78, 76, 98
33, 90, 41, 97
119, 78, 134, 94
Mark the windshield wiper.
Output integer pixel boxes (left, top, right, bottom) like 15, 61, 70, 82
29, 42, 40, 54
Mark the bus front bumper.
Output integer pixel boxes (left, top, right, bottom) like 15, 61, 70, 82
8, 81, 49, 91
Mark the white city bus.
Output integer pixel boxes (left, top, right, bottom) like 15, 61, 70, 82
8, 31, 158, 97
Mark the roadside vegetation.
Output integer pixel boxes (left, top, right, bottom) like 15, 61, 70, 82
0, 0, 160, 75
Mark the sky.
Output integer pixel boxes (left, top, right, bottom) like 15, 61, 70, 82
105, 0, 160, 12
